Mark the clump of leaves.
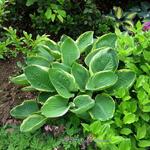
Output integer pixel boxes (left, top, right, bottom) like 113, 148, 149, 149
10, 31, 135, 132
109, 22, 150, 149
82, 121, 131, 150
108, 6, 137, 31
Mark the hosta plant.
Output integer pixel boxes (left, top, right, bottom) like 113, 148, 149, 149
10, 31, 135, 132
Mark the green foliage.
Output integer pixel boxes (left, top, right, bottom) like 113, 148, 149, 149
0, 115, 86, 150
10, 31, 135, 133
108, 6, 137, 31
26, 0, 66, 22
82, 121, 131, 150
108, 22, 150, 149
0, 27, 56, 59
129, 1, 150, 22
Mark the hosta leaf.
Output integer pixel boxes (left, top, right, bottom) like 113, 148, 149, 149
26, 56, 50, 67
49, 68, 76, 98
61, 37, 80, 66
90, 94, 115, 121
25, 65, 55, 92
85, 48, 102, 66
52, 62, 71, 73
89, 48, 118, 74
20, 114, 46, 132
92, 33, 117, 50
21, 86, 36, 92
86, 71, 118, 91
71, 95, 95, 114
10, 100, 39, 119
41, 95, 69, 118
109, 69, 136, 93
10, 74, 29, 86
39, 44, 60, 59
37, 92, 55, 104
113, 6, 123, 19
35, 45, 54, 61
71, 63, 89, 91
76, 31, 93, 53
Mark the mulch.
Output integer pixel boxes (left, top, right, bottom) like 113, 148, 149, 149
0, 55, 35, 125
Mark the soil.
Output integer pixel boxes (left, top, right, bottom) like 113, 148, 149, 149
0, 55, 35, 125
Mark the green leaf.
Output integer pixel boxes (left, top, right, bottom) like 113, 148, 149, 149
20, 114, 46, 132
49, 68, 76, 98
138, 140, 150, 148
10, 100, 39, 119
136, 124, 146, 140
24, 65, 55, 92
86, 71, 118, 91
90, 94, 115, 121
41, 95, 69, 118
37, 92, 55, 104
85, 48, 103, 66
57, 14, 64, 23
120, 128, 132, 135
109, 69, 136, 93
76, 31, 93, 53
89, 48, 118, 74
61, 37, 80, 66
45, 8, 52, 19
71, 63, 89, 91
10, 74, 29, 86
71, 95, 95, 114
52, 62, 71, 73
21, 86, 36, 92
26, 0, 38, 6
26, 56, 50, 67
113, 6, 123, 19
123, 113, 136, 124
92, 33, 117, 50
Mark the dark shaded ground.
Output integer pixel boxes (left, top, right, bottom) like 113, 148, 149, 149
0, 55, 35, 125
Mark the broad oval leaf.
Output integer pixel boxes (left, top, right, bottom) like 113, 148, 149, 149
76, 31, 94, 53
85, 48, 102, 66
71, 63, 89, 91
49, 68, 76, 98
92, 33, 117, 50
71, 95, 95, 114
41, 95, 69, 118
52, 62, 71, 73
35, 45, 54, 61
90, 94, 115, 121
20, 114, 46, 132
25, 65, 55, 92
10, 100, 39, 119
61, 37, 80, 66
10, 74, 29, 86
86, 71, 118, 91
109, 69, 136, 93
26, 56, 50, 67
89, 48, 118, 74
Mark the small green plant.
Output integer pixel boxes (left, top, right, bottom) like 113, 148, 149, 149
10, 31, 135, 132
108, 22, 150, 149
108, 6, 137, 31
26, 0, 66, 23
82, 121, 131, 150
